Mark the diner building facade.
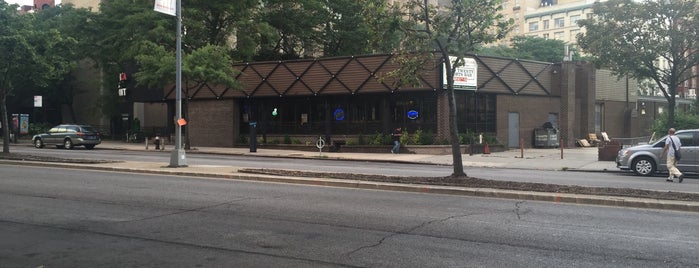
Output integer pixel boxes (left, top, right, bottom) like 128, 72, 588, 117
148, 53, 650, 149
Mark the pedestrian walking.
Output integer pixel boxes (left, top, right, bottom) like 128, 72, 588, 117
661, 128, 684, 183
390, 127, 402, 154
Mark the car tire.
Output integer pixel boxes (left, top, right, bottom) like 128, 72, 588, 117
63, 139, 73, 150
34, 138, 44, 148
631, 156, 656, 176
85, 144, 95, 149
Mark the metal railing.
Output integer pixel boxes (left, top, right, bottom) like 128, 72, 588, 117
613, 136, 653, 147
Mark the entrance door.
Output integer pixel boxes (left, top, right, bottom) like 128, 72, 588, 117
508, 112, 519, 148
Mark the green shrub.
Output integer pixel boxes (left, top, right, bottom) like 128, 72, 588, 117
458, 130, 499, 145
291, 138, 302, 144
357, 133, 366, 145
484, 134, 499, 145
369, 132, 389, 145
283, 134, 292, 144
412, 129, 434, 145
459, 130, 477, 144
400, 128, 411, 145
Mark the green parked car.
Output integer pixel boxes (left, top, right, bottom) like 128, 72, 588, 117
32, 124, 102, 150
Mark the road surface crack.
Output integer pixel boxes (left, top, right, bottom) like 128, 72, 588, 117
120, 197, 259, 223
346, 214, 477, 256
514, 201, 526, 220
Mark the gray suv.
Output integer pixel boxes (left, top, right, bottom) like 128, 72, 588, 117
616, 129, 697, 176
32, 124, 102, 150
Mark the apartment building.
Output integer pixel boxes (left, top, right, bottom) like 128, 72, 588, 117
499, 0, 599, 48
62, 0, 99, 9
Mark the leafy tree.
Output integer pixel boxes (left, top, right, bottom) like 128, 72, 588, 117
0, 2, 77, 153
135, 43, 240, 148
363, 0, 404, 55
650, 111, 699, 137
478, 36, 567, 62
257, 0, 331, 59
577, 0, 699, 128
511, 36, 566, 62
476, 44, 517, 59
93, 0, 275, 148
31, 4, 97, 123
183, 0, 259, 49
322, 0, 403, 56
387, 0, 512, 177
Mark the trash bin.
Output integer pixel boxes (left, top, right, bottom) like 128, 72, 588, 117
534, 128, 559, 148
598, 141, 622, 161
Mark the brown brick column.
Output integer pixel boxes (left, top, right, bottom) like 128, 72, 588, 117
560, 63, 576, 148
188, 99, 235, 147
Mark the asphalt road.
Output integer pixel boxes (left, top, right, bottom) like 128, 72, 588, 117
1, 165, 698, 267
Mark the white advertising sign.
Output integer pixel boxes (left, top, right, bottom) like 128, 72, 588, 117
443, 57, 477, 90
154, 0, 176, 16
34, 95, 42, 107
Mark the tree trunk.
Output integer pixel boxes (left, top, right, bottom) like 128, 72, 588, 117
667, 85, 677, 129
441, 53, 466, 177
1, 93, 10, 153
447, 86, 465, 177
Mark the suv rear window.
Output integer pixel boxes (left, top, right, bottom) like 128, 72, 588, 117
80, 126, 98, 133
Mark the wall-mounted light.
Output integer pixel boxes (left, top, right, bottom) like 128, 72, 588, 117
640, 102, 646, 115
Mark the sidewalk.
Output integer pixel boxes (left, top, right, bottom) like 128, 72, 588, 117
5, 140, 699, 212
99, 140, 619, 172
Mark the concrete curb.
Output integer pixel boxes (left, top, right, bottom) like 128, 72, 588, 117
3, 160, 697, 213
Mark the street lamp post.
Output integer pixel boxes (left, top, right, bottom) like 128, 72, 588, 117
169, 0, 187, 167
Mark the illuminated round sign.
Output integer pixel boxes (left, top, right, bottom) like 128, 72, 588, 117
334, 108, 345, 121
407, 110, 419, 120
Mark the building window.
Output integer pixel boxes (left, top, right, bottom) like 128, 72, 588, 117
554, 17, 565, 28
543, 20, 549, 29
529, 22, 539, 31
554, 31, 564, 40
456, 92, 497, 133
570, 29, 579, 40
543, 33, 549, 39
239, 93, 439, 136
570, 15, 581, 26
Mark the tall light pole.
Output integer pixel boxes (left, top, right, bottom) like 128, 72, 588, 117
169, 0, 187, 167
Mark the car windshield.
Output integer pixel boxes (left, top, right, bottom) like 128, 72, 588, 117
652, 135, 669, 144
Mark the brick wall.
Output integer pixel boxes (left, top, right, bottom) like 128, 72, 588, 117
188, 99, 235, 147
496, 95, 561, 148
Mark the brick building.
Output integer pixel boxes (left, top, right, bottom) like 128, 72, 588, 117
157, 54, 652, 149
